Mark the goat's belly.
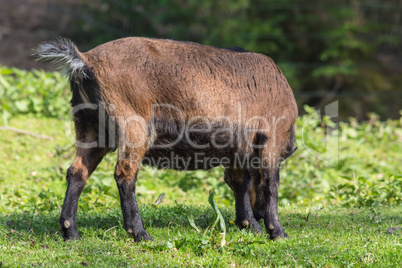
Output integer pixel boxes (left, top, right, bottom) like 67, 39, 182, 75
143, 146, 236, 171
143, 134, 246, 171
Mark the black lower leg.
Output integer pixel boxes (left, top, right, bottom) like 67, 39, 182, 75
225, 169, 262, 233
60, 148, 106, 240
249, 170, 266, 221
263, 168, 288, 240
60, 167, 86, 240
115, 171, 152, 242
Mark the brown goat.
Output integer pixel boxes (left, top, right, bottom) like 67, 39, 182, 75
36, 37, 298, 242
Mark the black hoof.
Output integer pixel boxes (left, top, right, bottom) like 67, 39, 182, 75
62, 227, 81, 241
132, 230, 153, 242
266, 224, 288, 240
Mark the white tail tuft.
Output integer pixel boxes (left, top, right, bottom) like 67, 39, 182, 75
35, 37, 86, 77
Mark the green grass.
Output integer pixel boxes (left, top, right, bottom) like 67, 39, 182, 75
0, 116, 401, 267
1, 205, 401, 266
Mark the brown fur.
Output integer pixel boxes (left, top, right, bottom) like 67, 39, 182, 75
37, 37, 298, 241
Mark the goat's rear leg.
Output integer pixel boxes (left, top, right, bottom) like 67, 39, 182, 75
224, 168, 262, 233
60, 148, 106, 240
114, 149, 152, 242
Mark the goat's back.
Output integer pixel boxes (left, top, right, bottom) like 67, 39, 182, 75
83, 37, 297, 122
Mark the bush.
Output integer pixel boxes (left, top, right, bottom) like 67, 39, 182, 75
0, 66, 69, 124
282, 106, 402, 206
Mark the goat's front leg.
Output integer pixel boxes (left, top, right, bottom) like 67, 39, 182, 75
248, 168, 266, 222
60, 148, 106, 240
224, 168, 262, 233
261, 148, 288, 240
114, 148, 152, 242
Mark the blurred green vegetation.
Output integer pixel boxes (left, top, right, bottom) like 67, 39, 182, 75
69, 0, 402, 120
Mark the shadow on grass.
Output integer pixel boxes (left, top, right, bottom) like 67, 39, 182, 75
1, 205, 400, 241
0, 204, 235, 239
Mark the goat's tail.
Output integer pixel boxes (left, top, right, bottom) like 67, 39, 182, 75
35, 37, 87, 78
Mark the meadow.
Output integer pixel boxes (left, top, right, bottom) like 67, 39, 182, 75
0, 66, 401, 267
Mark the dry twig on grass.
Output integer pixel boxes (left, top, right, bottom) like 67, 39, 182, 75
0, 126, 53, 140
